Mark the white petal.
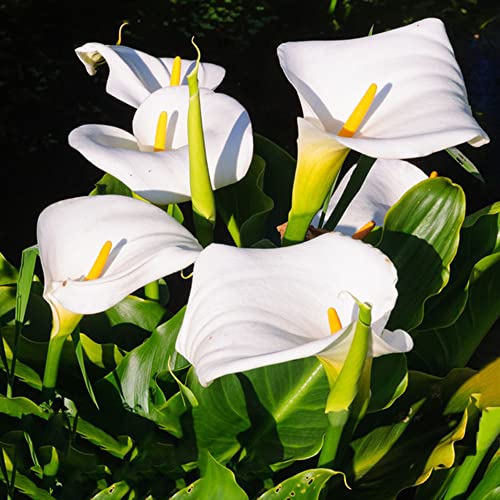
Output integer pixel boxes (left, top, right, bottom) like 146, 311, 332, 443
69, 86, 253, 205
278, 18, 489, 158
37, 195, 202, 314
68, 124, 192, 204
176, 232, 400, 386
75, 43, 225, 107
313, 159, 428, 234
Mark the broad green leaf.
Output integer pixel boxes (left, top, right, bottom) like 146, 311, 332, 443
441, 406, 500, 499
410, 252, 500, 374
105, 295, 166, 331
420, 201, 500, 330
91, 480, 131, 499
258, 469, 339, 499
101, 308, 187, 437
241, 357, 329, 467
446, 358, 500, 414
0, 396, 49, 420
377, 178, 465, 331
189, 373, 250, 463
368, 354, 408, 412
333, 368, 475, 498
171, 451, 248, 500
216, 155, 274, 247
89, 173, 133, 197
254, 133, 296, 239
0, 252, 18, 285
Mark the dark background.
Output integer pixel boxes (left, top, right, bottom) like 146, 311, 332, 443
1, 0, 499, 267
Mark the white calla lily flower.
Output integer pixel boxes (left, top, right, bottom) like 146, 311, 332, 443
175, 232, 412, 387
37, 195, 202, 329
68, 86, 254, 205
313, 159, 428, 235
278, 18, 489, 160
75, 42, 226, 107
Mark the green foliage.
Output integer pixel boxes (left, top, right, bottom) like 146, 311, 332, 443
377, 177, 466, 331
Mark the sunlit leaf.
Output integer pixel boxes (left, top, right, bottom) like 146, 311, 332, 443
258, 469, 343, 499
377, 177, 465, 331
171, 450, 248, 499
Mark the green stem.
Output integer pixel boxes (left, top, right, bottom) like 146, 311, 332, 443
42, 335, 66, 401
282, 212, 313, 246
144, 280, 160, 301
317, 410, 349, 468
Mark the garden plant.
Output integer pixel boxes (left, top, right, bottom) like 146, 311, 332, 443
0, 15, 499, 499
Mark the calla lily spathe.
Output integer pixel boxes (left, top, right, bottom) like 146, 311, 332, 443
278, 18, 489, 160
175, 232, 413, 387
313, 159, 428, 235
278, 18, 489, 242
75, 42, 226, 108
68, 86, 254, 205
37, 194, 202, 332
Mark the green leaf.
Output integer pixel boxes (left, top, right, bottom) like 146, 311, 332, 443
189, 373, 250, 463
0, 396, 49, 420
254, 133, 296, 238
72, 417, 135, 459
0, 253, 18, 285
91, 480, 131, 499
15, 246, 38, 325
335, 368, 473, 498
241, 357, 329, 467
89, 173, 133, 197
38, 446, 59, 478
376, 177, 465, 331
441, 406, 500, 499
368, 354, 408, 412
410, 252, 500, 374
105, 295, 166, 331
258, 469, 338, 499
0, 335, 42, 390
446, 358, 500, 414
166, 203, 185, 224
0, 449, 54, 499
171, 451, 248, 500
323, 155, 376, 231
216, 154, 274, 247
445, 146, 484, 182
72, 329, 100, 409
0, 286, 16, 320
420, 201, 500, 330
101, 308, 188, 437
79, 333, 124, 370
468, 449, 500, 500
